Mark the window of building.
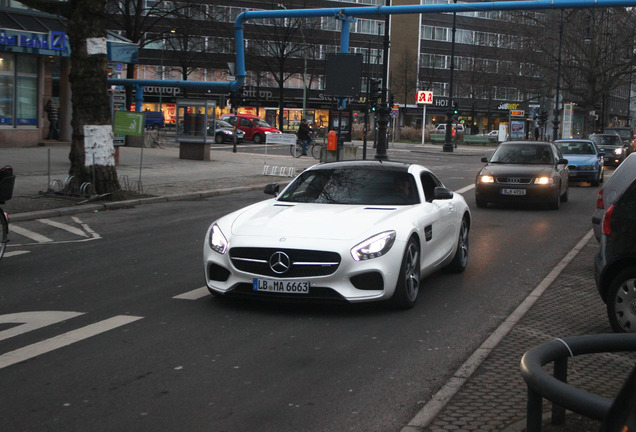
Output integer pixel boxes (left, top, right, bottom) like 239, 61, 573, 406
0, 54, 39, 126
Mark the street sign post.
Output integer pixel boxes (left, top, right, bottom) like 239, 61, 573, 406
416, 91, 434, 146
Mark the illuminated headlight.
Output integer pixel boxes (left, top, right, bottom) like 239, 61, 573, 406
351, 231, 396, 261
534, 177, 553, 185
265, 131, 281, 135
614, 148, 623, 155
478, 175, 495, 183
221, 130, 232, 135
209, 224, 228, 254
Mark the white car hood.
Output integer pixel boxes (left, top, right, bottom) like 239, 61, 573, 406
230, 200, 402, 241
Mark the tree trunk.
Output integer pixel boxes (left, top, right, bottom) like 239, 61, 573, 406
67, 0, 120, 195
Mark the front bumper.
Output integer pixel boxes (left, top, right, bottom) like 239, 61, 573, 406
203, 239, 406, 304
475, 183, 559, 204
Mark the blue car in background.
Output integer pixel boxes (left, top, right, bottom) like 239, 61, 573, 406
554, 139, 604, 186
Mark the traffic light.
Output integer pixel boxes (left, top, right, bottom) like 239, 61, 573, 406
452, 103, 460, 119
369, 78, 381, 99
389, 93, 395, 107
538, 110, 548, 126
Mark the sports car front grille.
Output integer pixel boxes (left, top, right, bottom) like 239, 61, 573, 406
496, 177, 533, 184
229, 247, 341, 278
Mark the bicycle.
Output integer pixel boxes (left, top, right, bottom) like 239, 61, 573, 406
290, 134, 321, 159
0, 165, 16, 262
144, 127, 170, 148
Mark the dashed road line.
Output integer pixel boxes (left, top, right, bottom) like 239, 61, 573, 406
9, 224, 53, 243
38, 218, 89, 237
173, 287, 209, 300
0, 315, 143, 370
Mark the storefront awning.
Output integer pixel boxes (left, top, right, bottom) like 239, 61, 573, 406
0, 7, 137, 62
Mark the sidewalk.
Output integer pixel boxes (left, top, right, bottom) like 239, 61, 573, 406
412, 231, 632, 431
2, 142, 628, 430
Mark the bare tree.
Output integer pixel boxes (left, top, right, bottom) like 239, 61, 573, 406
245, 0, 320, 130
20, 0, 119, 194
390, 48, 418, 108
506, 8, 636, 134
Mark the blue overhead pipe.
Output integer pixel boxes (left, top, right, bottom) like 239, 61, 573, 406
109, 0, 636, 97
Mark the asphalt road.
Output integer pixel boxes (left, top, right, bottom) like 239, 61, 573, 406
0, 146, 602, 432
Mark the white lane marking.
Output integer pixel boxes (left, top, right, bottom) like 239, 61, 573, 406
173, 287, 209, 300
455, 184, 475, 194
10, 224, 53, 243
0, 311, 84, 342
38, 218, 89, 237
2, 250, 30, 258
0, 315, 143, 370
402, 229, 595, 431
72, 217, 101, 239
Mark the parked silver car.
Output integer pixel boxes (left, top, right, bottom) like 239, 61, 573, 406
592, 153, 636, 241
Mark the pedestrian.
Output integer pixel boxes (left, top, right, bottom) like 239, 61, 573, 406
296, 118, 312, 156
44, 98, 59, 140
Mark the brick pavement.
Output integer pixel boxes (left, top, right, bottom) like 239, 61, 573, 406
417, 234, 635, 431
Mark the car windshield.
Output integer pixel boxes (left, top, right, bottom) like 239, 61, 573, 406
490, 144, 555, 165
592, 136, 621, 146
252, 118, 272, 127
555, 141, 595, 155
216, 120, 232, 128
277, 168, 420, 205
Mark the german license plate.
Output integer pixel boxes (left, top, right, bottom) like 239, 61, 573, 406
253, 278, 309, 294
500, 188, 526, 196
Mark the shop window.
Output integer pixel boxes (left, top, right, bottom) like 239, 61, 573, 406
17, 56, 38, 125
0, 54, 38, 127
0, 54, 15, 125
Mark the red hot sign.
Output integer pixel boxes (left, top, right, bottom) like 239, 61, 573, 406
416, 91, 433, 104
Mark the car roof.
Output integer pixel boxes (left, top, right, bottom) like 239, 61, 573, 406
602, 153, 636, 205
499, 141, 552, 146
554, 139, 594, 143
309, 160, 416, 173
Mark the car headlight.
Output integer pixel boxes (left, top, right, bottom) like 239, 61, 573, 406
534, 176, 554, 185
614, 148, 623, 155
209, 224, 228, 254
478, 175, 494, 183
351, 231, 396, 261
221, 130, 232, 135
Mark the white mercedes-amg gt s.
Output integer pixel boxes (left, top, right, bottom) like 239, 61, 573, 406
204, 160, 471, 309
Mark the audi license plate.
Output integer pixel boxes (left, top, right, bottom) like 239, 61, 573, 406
500, 188, 526, 196
253, 278, 309, 294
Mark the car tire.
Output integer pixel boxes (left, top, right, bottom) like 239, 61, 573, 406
550, 186, 561, 210
391, 237, 420, 310
253, 134, 263, 144
444, 217, 469, 273
560, 185, 569, 202
215, 134, 224, 144
475, 195, 487, 208
607, 267, 636, 333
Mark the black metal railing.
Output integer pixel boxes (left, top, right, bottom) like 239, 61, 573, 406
520, 333, 636, 432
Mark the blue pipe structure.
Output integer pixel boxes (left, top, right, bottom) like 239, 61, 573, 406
108, 0, 636, 103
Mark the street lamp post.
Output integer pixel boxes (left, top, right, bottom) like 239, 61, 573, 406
443, 0, 457, 152
552, 10, 565, 141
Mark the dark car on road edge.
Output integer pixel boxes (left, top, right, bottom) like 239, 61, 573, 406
594, 170, 636, 333
475, 141, 569, 209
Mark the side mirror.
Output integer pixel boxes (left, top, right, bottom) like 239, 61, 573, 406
433, 186, 454, 200
481, 156, 488, 163
264, 183, 280, 196
558, 158, 568, 165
